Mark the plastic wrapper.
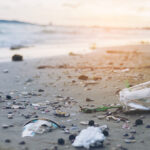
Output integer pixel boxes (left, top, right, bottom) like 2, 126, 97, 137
22, 118, 60, 137
72, 126, 105, 149
120, 81, 150, 111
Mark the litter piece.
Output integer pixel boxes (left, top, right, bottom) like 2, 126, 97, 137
72, 126, 105, 149
124, 139, 136, 143
120, 81, 150, 111
80, 105, 121, 113
54, 110, 70, 117
106, 115, 120, 122
22, 118, 60, 137
78, 75, 88, 80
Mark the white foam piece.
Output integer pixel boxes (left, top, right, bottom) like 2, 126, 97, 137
72, 127, 105, 149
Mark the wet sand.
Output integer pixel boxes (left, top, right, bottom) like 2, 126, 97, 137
0, 44, 150, 150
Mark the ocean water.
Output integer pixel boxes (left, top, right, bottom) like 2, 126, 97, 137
1, 20, 150, 61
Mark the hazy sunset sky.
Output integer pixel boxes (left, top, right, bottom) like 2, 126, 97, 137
0, 0, 150, 27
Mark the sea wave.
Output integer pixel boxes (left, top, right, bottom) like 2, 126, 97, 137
1, 19, 150, 49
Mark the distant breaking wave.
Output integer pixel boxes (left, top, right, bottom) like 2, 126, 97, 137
1, 19, 150, 49
0, 20, 36, 25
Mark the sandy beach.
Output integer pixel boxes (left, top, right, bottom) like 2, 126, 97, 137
0, 44, 150, 150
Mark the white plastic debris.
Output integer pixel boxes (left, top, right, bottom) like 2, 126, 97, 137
72, 127, 105, 149
120, 81, 150, 110
22, 119, 59, 137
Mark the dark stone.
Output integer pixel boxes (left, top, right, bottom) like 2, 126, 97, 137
24, 115, 30, 119
2, 124, 9, 129
5, 139, 11, 143
38, 89, 44, 92
123, 133, 129, 137
60, 125, 66, 129
57, 138, 65, 145
8, 112, 12, 114
34, 115, 39, 118
12, 54, 23, 61
120, 147, 128, 150
103, 130, 109, 136
9, 124, 14, 127
88, 120, 95, 126
130, 129, 136, 134
135, 119, 143, 126
128, 135, 135, 140
19, 141, 26, 145
69, 134, 76, 141
146, 125, 150, 128
6, 95, 12, 100
5, 106, 11, 109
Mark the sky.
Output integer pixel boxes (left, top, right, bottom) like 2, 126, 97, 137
0, 0, 150, 27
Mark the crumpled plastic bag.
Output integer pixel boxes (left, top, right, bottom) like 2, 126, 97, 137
72, 126, 105, 149
120, 81, 150, 111
22, 119, 60, 137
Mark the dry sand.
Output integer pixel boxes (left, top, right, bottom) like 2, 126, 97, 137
0, 44, 150, 150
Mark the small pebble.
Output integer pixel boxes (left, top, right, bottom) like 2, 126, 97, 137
6, 95, 12, 100
146, 125, 150, 128
130, 129, 136, 134
120, 147, 128, 150
3, 69, 9, 73
5, 139, 11, 143
103, 130, 109, 136
140, 140, 144, 143
8, 114, 13, 119
123, 133, 129, 137
57, 138, 65, 145
69, 134, 76, 141
128, 135, 135, 140
51, 146, 58, 150
135, 119, 143, 126
88, 120, 95, 126
19, 141, 26, 145
38, 89, 44, 92
24, 115, 30, 119
2, 124, 9, 129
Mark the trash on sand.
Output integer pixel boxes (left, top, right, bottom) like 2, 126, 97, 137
54, 110, 70, 117
69, 52, 81, 56
22, 119, 60, 137
124, 139, 136, 143
84, 81, 98, 87
106, 115, 121, 122
120, 81, 150, 111
72, 126, 105, 149
80, 105, 121, 113
86, 98, 94, 102
113, 68, 130, 73
97, 114, 128, 122
78, 75, 88, 80
90, 43, 96, 50
122, 122, 130, 129
80, 121, 99, 126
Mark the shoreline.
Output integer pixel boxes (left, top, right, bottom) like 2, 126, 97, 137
0, 44, 150, 150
